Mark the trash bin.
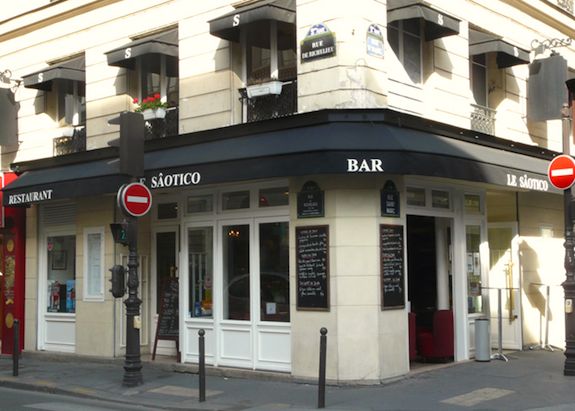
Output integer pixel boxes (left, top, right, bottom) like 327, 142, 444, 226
475, 317, 491, 362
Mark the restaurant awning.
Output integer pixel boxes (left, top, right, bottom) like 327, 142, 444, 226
105, 29, 178, 76
209, 0, 296, 43
2, 110, 557, 206
469, 28, 530, 68
22, 55, 85, 91
387, 0, 460, 41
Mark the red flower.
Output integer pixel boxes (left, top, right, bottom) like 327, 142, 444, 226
154, 93, 161, 99
133, 97, 139, 104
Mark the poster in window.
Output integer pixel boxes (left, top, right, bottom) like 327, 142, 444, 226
52, 250, 67, 270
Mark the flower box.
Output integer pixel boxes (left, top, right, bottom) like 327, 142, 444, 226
142, 108, 167, 120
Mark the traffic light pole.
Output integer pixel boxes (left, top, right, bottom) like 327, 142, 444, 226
123, 214, 143, 387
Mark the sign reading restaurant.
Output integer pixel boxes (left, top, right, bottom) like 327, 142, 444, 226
8, 189, 53, 205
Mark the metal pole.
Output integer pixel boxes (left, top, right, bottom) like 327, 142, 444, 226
562, 97, 575, 375
12, 319, 19, 377
318, 327, 327, 409
544, 285, 553, 351
492, 289, 508, 362
123, 215, 143, 386
198, 329, 206, 403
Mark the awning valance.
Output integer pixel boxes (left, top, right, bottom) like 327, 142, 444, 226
22, 55, 85, 91
3, 111, 557, 206
105, 29, 178, 76
387, 0, 460, 41
3, 158, 128, 206
209, 0, 296, 43
469, 28, 530, 68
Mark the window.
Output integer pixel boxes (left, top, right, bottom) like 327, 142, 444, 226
189, 227, 213, 318
464, 194, 482, 214
431, 190, 450, 209
83, 228, 104, 301
471, 54, 488, 107
187, 195, 214, 214
47, 235, 76, 313
259, 187, 289, 207
406, 187, 426, 206
157, 202, 178, 220
466, 225, 483, 314
259, 222, 289, 322
222, 191, 250, 210
388, 20, 422, 83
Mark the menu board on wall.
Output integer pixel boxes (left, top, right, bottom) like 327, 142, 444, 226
380, 224, 405, 309
296, 225, 329, 311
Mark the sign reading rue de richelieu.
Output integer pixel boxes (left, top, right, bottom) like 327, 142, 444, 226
301, 23, 336, 63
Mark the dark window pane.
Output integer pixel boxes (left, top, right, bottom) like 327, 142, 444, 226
156, 232, 176, 314
222, 191, 250, 210
157, 202, 178, 219
189, 227, 213, 318
259, 187, 289, 207
223, 225, 250, 320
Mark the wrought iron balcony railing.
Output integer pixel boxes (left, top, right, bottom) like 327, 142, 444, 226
470, 104, 496, 135
144, 106, 179, 140
239, 80, 297, 123
53, 126, 86, 156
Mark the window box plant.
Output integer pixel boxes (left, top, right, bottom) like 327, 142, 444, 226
133, 93, 168, 120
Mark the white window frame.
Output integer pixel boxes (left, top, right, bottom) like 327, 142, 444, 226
83, 226, 105, 302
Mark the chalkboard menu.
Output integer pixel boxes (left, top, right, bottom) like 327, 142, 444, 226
380, 224, 405, 309
152, 277, 179, 360
296, 225, 329, 310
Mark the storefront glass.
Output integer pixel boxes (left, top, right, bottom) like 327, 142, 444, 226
259, 222, 289, 322
466, 225, 483, 314
223, 224, 250, 320
47, 235, 76, 313
189, 227, 213, 318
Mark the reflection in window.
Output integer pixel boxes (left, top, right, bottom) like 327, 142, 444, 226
157, 202, 178, 219
259, 222, 290, 322
259, 187, 289, 207
406, 187, 426, 206
464, 194, 481, 214
47, 235, 76, 313
156, 232, 176, 314
222, 191, 250, 210
388, 20, 422, 84
466, 225, 483, 314
189, 227, 213, 318
432, 190, 450, 209
187, 195, 213, 214
223, 225, 250, 320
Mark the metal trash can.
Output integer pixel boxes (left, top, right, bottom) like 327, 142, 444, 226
475, 318, 491, 362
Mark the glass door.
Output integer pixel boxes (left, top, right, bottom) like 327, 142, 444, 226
152, 227, 178, 357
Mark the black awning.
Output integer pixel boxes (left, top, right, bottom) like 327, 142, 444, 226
2, 158, 128, 206
143, 121, 554, 194
22, 55, 85, 91
387, 0, 460, 41
209, 0, 296, 43
105, 29, 178, 76
469, 29, 530, 68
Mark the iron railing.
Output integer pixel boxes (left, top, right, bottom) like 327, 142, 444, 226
144, 106, 179, 140
53, 126, 86, 156
471, 104, 496, 135
239, 80, 297, 123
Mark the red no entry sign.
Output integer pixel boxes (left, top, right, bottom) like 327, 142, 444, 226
118, 182, 152, 217
548, 154, 575, 190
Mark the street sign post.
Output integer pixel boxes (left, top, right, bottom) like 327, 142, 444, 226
117, 182, 152, 218
548, 154, 575, 190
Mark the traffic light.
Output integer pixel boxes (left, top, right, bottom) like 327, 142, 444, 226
110, 222, 129, 246
109, 265, 126, 298
119, 111, 144, 177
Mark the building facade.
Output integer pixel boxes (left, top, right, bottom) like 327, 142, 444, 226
0, 0, 574, 382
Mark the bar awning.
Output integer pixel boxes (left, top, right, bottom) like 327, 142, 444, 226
22, 55, 85, 91
387, 0, 460, 41
209, 0, 296, 43
105, 29, 178, 76
3, 158, 128, 206
469, 28, 530, 68
3, 110, 556, 206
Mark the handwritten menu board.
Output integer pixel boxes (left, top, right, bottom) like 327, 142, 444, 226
152, 277, 179, 360
380, 224, 405, 309
296, 225, 329, 310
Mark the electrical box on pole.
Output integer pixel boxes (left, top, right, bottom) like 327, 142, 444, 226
109, 265, 126, 298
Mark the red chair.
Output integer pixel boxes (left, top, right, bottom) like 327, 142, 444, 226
417, 310, 454, 361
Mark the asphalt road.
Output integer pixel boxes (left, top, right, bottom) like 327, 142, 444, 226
0, 387, 160, 411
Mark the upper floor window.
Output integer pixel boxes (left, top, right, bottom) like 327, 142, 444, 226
387, 1, 460, 84
209, 0, 297, 122
22, 54, 87, 155
470, 54, 487, 107
106, 28, 179, 138
388, 19, 423, 84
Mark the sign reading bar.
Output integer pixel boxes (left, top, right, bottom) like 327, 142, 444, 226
296, 225, 329, 311
152, 277, 179, 360
380, 224, 405, 310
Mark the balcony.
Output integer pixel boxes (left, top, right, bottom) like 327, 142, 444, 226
470, 104, 496, 135
53, 126, 86, 156
239, 80, 297, 123
144, 107, 178, 140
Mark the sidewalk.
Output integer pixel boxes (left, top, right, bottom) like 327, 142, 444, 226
2, 349, 575, 410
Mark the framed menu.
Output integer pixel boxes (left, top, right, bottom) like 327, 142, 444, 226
296, 225, 329, 310
380, 224, 405, 309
